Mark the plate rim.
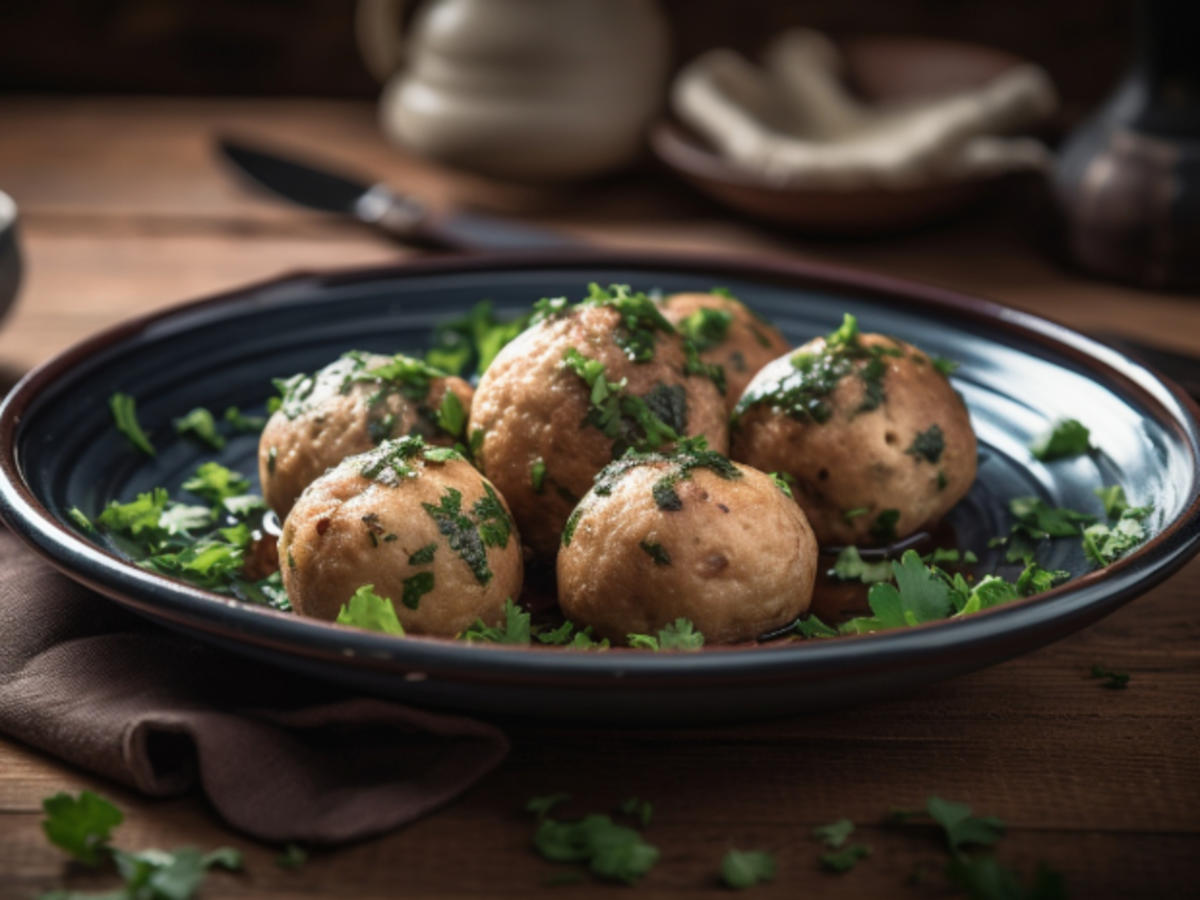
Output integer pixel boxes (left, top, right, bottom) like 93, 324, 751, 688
3, 248, 1199, 687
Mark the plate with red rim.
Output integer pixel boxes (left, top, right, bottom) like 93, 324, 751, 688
1, 251, 1198, 723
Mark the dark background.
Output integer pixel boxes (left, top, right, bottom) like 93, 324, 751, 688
0, 0, 1131, 120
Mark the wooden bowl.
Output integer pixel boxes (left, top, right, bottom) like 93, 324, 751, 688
651, 36, 1041, 235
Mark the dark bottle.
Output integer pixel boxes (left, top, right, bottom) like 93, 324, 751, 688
1053, 0, 1200, 289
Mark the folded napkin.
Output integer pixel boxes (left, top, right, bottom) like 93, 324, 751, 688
673, 29, 1057, 189
0, 529, 508, 843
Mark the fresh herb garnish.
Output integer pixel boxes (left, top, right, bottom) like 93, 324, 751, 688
426, 299, 531, 375
1081, 505, 1152, 567
435, 390, 466, 437
422, 486, 493, 584
1030, 418, 1092, 461
276, 843, 308, 870
582, 282, 675, 363
626, 617, 704, 651
828, 546, 893, 583
526, 793, 572, 820
401, 571, 434, 610
794, 615, 840, 638
67, 506, 94, 532
735, 314, 897, 426
173, 407, 225, 450
408, 542, 437, 565
223, 406, 266, 432
109, 392, 156, 456
769, 471, 794, 498
677, 306, 733, 352
932, 356, 960, 376
618, 797, 653, 829
42, 790, 124, 866
587, 437, 740, 521
813, 819, 855, 849
819, 844, 871, 873
721, 849, 776, 888
530, 806, 660, 885
533, 620, 611, 650
461, 597, 531, 644
561, 347, 681, 457
1089, 664, 1130, 689
906, 424, 945, 464
868, 509, 900, 543
530, 457, 547, 493
336, 584, 405, 635
638, 539, 671, 565
182, 462, 250, 505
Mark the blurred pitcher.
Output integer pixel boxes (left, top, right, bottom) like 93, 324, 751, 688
356, 0, 671, 181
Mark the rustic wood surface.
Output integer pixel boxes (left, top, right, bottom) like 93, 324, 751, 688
0, 96, 1197, 899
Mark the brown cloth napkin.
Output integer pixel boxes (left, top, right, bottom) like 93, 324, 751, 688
0, 529, 509, 843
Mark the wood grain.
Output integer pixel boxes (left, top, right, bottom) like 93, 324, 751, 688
0, 96, 1198, 899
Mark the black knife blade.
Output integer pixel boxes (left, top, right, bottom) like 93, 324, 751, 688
216, 137, 580, 252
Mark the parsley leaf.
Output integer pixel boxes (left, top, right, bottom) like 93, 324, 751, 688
173, 407, 225, 450
677, 307, 733, 352
618, 797, 653, 829
533, 814, 659, 884
828, 546, 893, 584
1009, 497, 1095, 538
276, 843, 308, 870
926, 795, 1005, 853
721, 849, 776, 888
946, 855, 1067, 900
336, 585, 405, 635
840, 550, 952, 633
42, 791, 124, 866
794, 615, 839, 638
626, 617, 704, 651
222, 406, 265, 433
401, 571, 434, 610
182, 462, 250, 505
906, 424, 945, 464
96, 488, 169, 543
109, 392, 156, 456
526, 793, 572, 820
1089, 664, 1130, 689
67, 506, 94, 532
425, 299, 530, 375
812, 819, 855, 849
820, 844, 871, 873
1030, 419, 1091, 461
533, 620, 610, 650
435, 390, 466, 437
461, 597, 530, 644
1081, 506, 1152, 567
638, 539, 671, 565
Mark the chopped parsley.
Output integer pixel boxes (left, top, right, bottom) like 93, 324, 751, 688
435, 390, 466, 437
469, 427, 486, 459
677, 306, 733, 352
721, 849, 776, 888
422, 486, 493, 584
794, 615, 839, 638
530, 805, 659, 885
932, 356, 960, 376
626, 617, 704, 651
461, 597, 531, 644
530, 457, 547, 493
534, 620, 611, 650
638, 539, 671, 565
561, 347, 681, 457
618, 797, 653, 829
1089, 664, 1130, 689
868, 508, 900, 543
67, 506, 94, 532
182, 462, 250, 505
425, 299, 531, 375
1082, 505, 1152, 566
108, 392, 156, 456
408, 542, 437, 565
587, 437, 741, 522
1029, 418, 1092, 461
813, 819, 855, 849
828, 546, 893, 583
173, 407, 225, 450
401, 571, 434, 609
40, 790, 241, 898
582, 282, 675, 363
769, 471, 794, 498
926, 795, 1006, 852
276, 843, 308, 870
819, 844, 871, 873
42, 790, 123, 865
734, 314, 900, 425
906, 424, 945, 463
223, 406, 265, 432
359, 435, 426, 484
336, 584, 405, 635
1094, 484, 1131, 518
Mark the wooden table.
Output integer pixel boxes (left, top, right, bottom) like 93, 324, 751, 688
1, 97, 1198, 899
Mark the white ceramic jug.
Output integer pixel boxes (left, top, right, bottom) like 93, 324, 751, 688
356, 0, 671, 181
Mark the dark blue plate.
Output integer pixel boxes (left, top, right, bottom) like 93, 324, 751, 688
2, 252, 1198, 723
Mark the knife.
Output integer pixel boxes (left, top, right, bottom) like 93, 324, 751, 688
216, 137, 580, 252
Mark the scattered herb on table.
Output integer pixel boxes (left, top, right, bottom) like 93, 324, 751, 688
812, 818, 855, 849
721, 849, 777, 889
526, 793, 572, 820
109, 392, 156, 456
528, 803, 659, 885
618, 797, 653, 829
40, 790, 241, 899
819, 844, 871, 873
275, 843, 308, 870
1029, 418, 1091, 461
1089, 664, 1130, 689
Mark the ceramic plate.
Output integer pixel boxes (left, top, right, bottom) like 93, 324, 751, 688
2, 252, 1198, 723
